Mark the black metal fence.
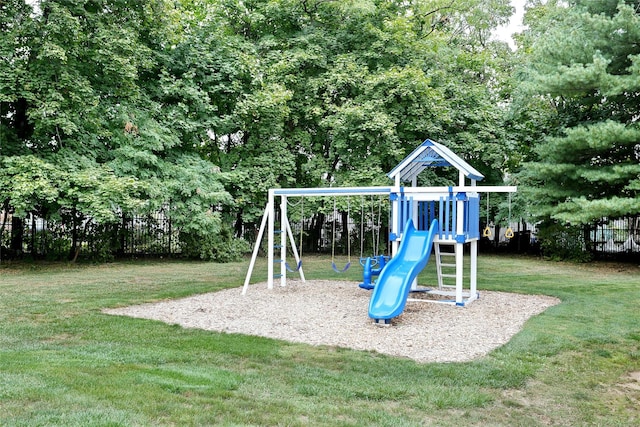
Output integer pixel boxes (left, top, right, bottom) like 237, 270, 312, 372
1, 210, 639, 261
588, 217, 640, 260
0, 211, 182, 261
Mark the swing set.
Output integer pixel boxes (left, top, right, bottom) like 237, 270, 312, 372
241, 186, 392, 294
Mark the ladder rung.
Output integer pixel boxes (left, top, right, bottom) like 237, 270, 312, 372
440, 263, 456, 268
273, 274, 283, 278
274, 230, 283, 234
441, 274, 457, 278
273, 245, 282, 249
439, 253, 456, 257
274, 259, 283, 263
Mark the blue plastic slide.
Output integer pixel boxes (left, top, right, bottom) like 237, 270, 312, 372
368, 219, 439, 323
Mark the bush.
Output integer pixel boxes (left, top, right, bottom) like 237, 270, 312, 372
180, 225, 250, 262
537, 221, 592, 262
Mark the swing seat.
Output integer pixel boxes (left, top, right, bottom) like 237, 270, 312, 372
285, 260, 303, 273
332, 261, 351, 273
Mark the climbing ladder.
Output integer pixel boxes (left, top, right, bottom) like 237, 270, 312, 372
430, 239, 479, 305
434, 241, 457, 291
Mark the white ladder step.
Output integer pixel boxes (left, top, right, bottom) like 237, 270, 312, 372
434, 242, 459, 290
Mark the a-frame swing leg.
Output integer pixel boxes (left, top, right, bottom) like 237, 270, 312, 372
242, 204, 270, 295
242, 198, 306, 295
283, 215, 305, 282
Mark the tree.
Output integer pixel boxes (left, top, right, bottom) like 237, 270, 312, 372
194, 0, 516, 234
516, 1, 640, 225
0, 0, 234, 260
1, 0, 522, 259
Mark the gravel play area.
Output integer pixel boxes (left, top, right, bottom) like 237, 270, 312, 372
104, 280, 560, 363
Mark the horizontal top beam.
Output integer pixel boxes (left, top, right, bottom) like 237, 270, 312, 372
396, 185, 517, 194
271, 187, 393, 197
270, 185, 516, 198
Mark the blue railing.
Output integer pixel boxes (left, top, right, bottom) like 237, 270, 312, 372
392, 190, 480, 243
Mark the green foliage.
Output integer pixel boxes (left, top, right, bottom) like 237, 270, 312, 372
0, 154, 146, 222
0, 156, 59, 216
180, 225, 250, 262
200, 0, 516, 190
42, 233, 73, 261
516, 1, 640, 225
536, 220, 593, 262
0, 0, 240, 261
1, 0, 524, 261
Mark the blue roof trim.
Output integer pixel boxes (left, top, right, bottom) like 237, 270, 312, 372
387, 139, 484, 182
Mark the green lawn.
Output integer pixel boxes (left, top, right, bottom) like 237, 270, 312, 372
1, 255, 639, 426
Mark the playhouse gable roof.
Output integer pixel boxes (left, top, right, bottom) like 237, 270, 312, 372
387, 139, 484, 183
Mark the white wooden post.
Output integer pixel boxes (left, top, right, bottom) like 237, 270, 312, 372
470, 239, 478, 298
455, 174, 465, 304
470, 179, 478, 298
267, 190, 275, 290
391, 176, 401, 257
280, 195, 287, 287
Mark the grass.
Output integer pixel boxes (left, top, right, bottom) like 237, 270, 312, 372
0, 255, 639, 426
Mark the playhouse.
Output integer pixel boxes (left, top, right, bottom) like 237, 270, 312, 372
242, 139, 516, 322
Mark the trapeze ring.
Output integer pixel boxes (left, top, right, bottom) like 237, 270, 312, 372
505, 227, 515, 239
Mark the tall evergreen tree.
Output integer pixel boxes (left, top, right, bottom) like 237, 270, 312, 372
517, 0, 640, 224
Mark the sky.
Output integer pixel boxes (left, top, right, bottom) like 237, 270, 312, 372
492, 0, 527, 49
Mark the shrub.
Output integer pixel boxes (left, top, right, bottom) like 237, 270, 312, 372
537, 221, 592, 262
180, 225, 250, 262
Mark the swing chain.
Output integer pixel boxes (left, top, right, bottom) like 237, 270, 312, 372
299, 197, 304, 257
331, 197, 351, 273
358, 195, 385, 267
360, 196, 365, 260
482, 193, 492, 238
505, 192, 515, 239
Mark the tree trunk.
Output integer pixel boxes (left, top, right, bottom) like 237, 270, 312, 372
13, 97, 33, 140
341, 210, 349, 255
10, 216, 23, 255
69, 208, 79, 261
309, 212, 325, 253
234, 209, 243, 238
